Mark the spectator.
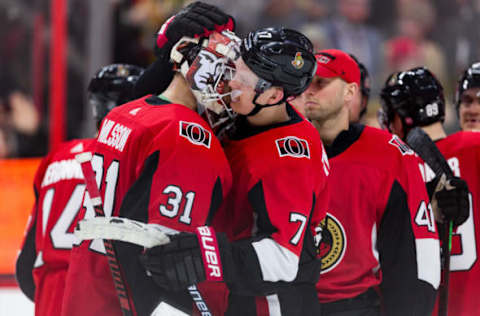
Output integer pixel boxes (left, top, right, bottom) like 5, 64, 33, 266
322, 0, 384, 92
0, 73, 45, 158
435, 0, 480, 88
384, 0, 447, 85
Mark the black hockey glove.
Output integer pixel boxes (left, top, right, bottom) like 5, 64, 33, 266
133, 1, 235, 98
434, 176, 470, 227
140, 226, 228, 291
154, 1, 235, 61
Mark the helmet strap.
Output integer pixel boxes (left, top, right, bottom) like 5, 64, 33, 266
246, 79, 286, 116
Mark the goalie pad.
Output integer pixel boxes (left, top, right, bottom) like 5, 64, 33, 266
74, 217, 172, 248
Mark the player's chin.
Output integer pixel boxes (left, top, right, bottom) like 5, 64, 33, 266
463, 119, 480, 131
305, 108, 322, 121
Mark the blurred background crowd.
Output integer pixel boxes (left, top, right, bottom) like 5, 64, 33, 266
1, 0, 479, 158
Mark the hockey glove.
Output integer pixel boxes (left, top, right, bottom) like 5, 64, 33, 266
434, 176, 470, 226
154, 1, 235, 61
140, 226, 228, 291
133, 1, 235, 97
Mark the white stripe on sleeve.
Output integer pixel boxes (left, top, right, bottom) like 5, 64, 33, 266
415, 238, 441, 289
252, 238, 299, 282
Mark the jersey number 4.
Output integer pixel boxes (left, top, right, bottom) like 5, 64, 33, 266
41, 184, 86, 252
415, 201, 436, 233
39, 154, 119, 255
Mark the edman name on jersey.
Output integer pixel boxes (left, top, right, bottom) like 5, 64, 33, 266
41, 159, 83, 187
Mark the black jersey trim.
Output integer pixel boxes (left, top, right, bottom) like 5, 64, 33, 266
378, 180, 436, 316
248, 181, 278, 235
15, 186, 38, 301
205, 177, 223, 226
295, 193, 321, 283
325, 123, 365, 158
229, 103, 303, 140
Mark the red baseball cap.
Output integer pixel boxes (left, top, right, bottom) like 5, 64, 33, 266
314, 49, 360, 85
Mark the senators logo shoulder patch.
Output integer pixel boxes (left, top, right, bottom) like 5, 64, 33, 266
179, 121, 211, 148
276, 136, 310, 159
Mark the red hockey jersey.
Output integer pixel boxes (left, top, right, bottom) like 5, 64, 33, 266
316, 124, 440, 315
61, 95, 232, 316
16, 138, 96, 316
428, 131, 480, 316
211, 104, 329, 314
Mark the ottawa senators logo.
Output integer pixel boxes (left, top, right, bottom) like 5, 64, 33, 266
291, 52, 305, 69
388, 135, 414, 156
116, 64, 129, 77
317, 213, 346, 274
276, 136, 310, 159
179, 121, 211, 148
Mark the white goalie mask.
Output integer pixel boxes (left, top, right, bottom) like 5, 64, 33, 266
171, 31, 242, 130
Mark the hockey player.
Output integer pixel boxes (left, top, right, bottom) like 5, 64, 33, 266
456, 62, 480, 131
15, 63, 143, 316
347, 54, 371, 123
60, 15, 237, 316
294, 49, 441, 315
140, 27, 329, 316
379, 66, 475, 316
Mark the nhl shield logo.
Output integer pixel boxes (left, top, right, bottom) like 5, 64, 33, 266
291, 52, 305, 69
276, 136, 310, 159
179, 121, 211, 148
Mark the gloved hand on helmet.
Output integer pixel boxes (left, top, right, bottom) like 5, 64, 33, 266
134, 1, 235, 98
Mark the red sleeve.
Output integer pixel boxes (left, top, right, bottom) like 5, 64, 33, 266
379, 149, 440, 316
116, 118, 231, 316
260, 155, 327, 257
15, 154, 50, 301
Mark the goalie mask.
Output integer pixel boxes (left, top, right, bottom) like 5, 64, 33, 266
171, 30, 241, 130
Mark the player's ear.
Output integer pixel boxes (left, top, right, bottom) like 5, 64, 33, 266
344, 82, 358, 104
266, 86, 284, 105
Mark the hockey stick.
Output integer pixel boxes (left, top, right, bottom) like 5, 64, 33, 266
75, 218, 214, 316
75, 217, 171, 248
76, 153, 213, 316
405, 127, 452, 316
75, 152, 134, 316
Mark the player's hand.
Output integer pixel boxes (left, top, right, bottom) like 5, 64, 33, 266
140, 227, 226, 291
432, 176, 470, 226
154, 1, 235, 60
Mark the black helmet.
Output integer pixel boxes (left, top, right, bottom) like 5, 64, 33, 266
379, 67, 445, 130
88, 64, 144, 128
241, 27, 316, 99
456, 62, 480, 109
